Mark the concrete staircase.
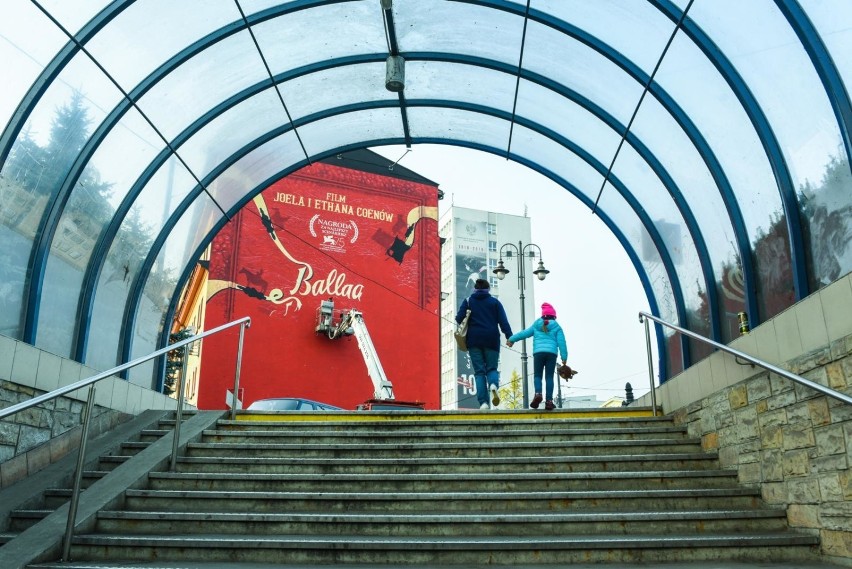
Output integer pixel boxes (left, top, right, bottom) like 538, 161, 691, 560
4, 408, 824, 566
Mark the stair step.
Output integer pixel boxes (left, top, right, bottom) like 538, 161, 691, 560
66, 532, 820, 564
118, 487, 762, 513
94, 508, 789, 536
201, 425, 691, 442
145, 468, 740, 492
184, 438, 702, 459
163, 452, 720, 475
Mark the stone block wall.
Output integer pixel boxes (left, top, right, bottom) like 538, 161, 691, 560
0, 380, 131, 488
671, 335, 852, 561
0, 332, 181, 485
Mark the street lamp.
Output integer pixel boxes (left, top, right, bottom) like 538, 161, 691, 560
493, 241, 549, 408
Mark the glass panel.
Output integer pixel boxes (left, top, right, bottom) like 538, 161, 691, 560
523, 20, 644, 126
655, 32, 793, 322
86, 155, 196, 370
37, 0, 112, 35
0, 53, 120, 339
515, 79, 622, 164
803, 1, 852, 102
394, 0, 523, 66
278, 62, 396, 121
632, 95, 744, 341
0, 2, 67, 132
598, 184, 680, 377
135, 30, 269, 141
408, 107, 511, 149
86, 0, 240, 92
535, 0, 674, 74
38, 108, 164, 356
253, 1, 385, 73
179, 88, 284, 179
610, 144, 710, 360
128, 194, 223, 386
298, 107, 410, 160
205, 130, 307, 214
402, 62, 516, 115
690, 0, 852, 292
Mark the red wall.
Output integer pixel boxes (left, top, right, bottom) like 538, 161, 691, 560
198, 162, 440, 410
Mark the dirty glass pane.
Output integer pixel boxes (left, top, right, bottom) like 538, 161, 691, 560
86, 155, 195, 370
37, 108, 163, 356
0, 53, 120, 339
408, 107, 511, 149
690, 0, 851, 293
128, 194, 222, 387
655, 32, 794, 322
38, 0, 112, 36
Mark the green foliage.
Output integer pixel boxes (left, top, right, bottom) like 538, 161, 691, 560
164, 328, 193, 396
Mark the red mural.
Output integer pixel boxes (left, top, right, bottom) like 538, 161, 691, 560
198, 159, 441, 410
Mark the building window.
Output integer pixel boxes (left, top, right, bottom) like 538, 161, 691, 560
490, 277, 499, 288
488, 258, 497, 269
488, 240, 497, 252
487, 223, 497, 235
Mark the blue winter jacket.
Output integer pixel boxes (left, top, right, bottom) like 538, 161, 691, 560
508, 317, 568, 361
456, 289, 513, 351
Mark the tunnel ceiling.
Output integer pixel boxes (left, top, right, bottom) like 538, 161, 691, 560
1, 0, 851, 384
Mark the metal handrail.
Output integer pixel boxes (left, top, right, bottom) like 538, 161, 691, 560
639, 311, 852, 409
0, 315, 250, 560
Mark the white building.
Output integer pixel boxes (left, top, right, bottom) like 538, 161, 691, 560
439, 206, 537, 409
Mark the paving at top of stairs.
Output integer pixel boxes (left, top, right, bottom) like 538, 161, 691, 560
233, 405, 660, 422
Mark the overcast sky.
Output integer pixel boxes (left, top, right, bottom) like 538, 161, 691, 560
372, 144, 658, 404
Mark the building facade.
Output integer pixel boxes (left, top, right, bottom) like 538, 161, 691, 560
439, 206, 535, 409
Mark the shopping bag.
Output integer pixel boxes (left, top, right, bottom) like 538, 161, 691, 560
454, 309, 471, 352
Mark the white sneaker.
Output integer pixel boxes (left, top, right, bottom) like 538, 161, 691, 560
479, 402, 490, 410
490, 385, 500, 407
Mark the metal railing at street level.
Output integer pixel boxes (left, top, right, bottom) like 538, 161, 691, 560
639, 311, 852, 414
0, 316, 250, 561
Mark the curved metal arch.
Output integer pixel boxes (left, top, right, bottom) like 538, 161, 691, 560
125, 103, 690, 376
158, 138, 671, 390
775, 0, 852, 171
75, 51, 723, 364
22, 2, 749, 361
650, 0, 809, 304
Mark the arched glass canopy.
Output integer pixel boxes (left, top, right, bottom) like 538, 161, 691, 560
1, 0, 850, 388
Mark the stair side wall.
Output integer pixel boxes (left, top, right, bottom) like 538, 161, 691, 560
0, 334, 180, 487
638, 272, 852, 563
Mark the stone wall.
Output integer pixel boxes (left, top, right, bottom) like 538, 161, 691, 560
0, 380, 131, 488
634, 274, 852, 563
670, 335, 852, 562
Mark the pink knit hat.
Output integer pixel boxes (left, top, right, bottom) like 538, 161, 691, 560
541, 302, 557, 318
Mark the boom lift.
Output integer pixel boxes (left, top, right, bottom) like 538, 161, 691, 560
316, 298, 394, 401
316, 299, 424, 410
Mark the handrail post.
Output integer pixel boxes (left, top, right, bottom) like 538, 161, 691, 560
641, 314, 658, 416
61, 385, 96, 561
230, 321, 248, 421
169, 344, 190, 471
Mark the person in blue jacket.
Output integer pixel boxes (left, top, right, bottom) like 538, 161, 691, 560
456, 279, 513, 409
507, 302, 568, 410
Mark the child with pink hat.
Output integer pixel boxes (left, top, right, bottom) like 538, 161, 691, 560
506, 302, 568, 410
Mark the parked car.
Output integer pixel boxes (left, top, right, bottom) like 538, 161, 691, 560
246, 397, 343, 411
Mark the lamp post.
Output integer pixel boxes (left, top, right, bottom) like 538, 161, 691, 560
493, 241, 549, 408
